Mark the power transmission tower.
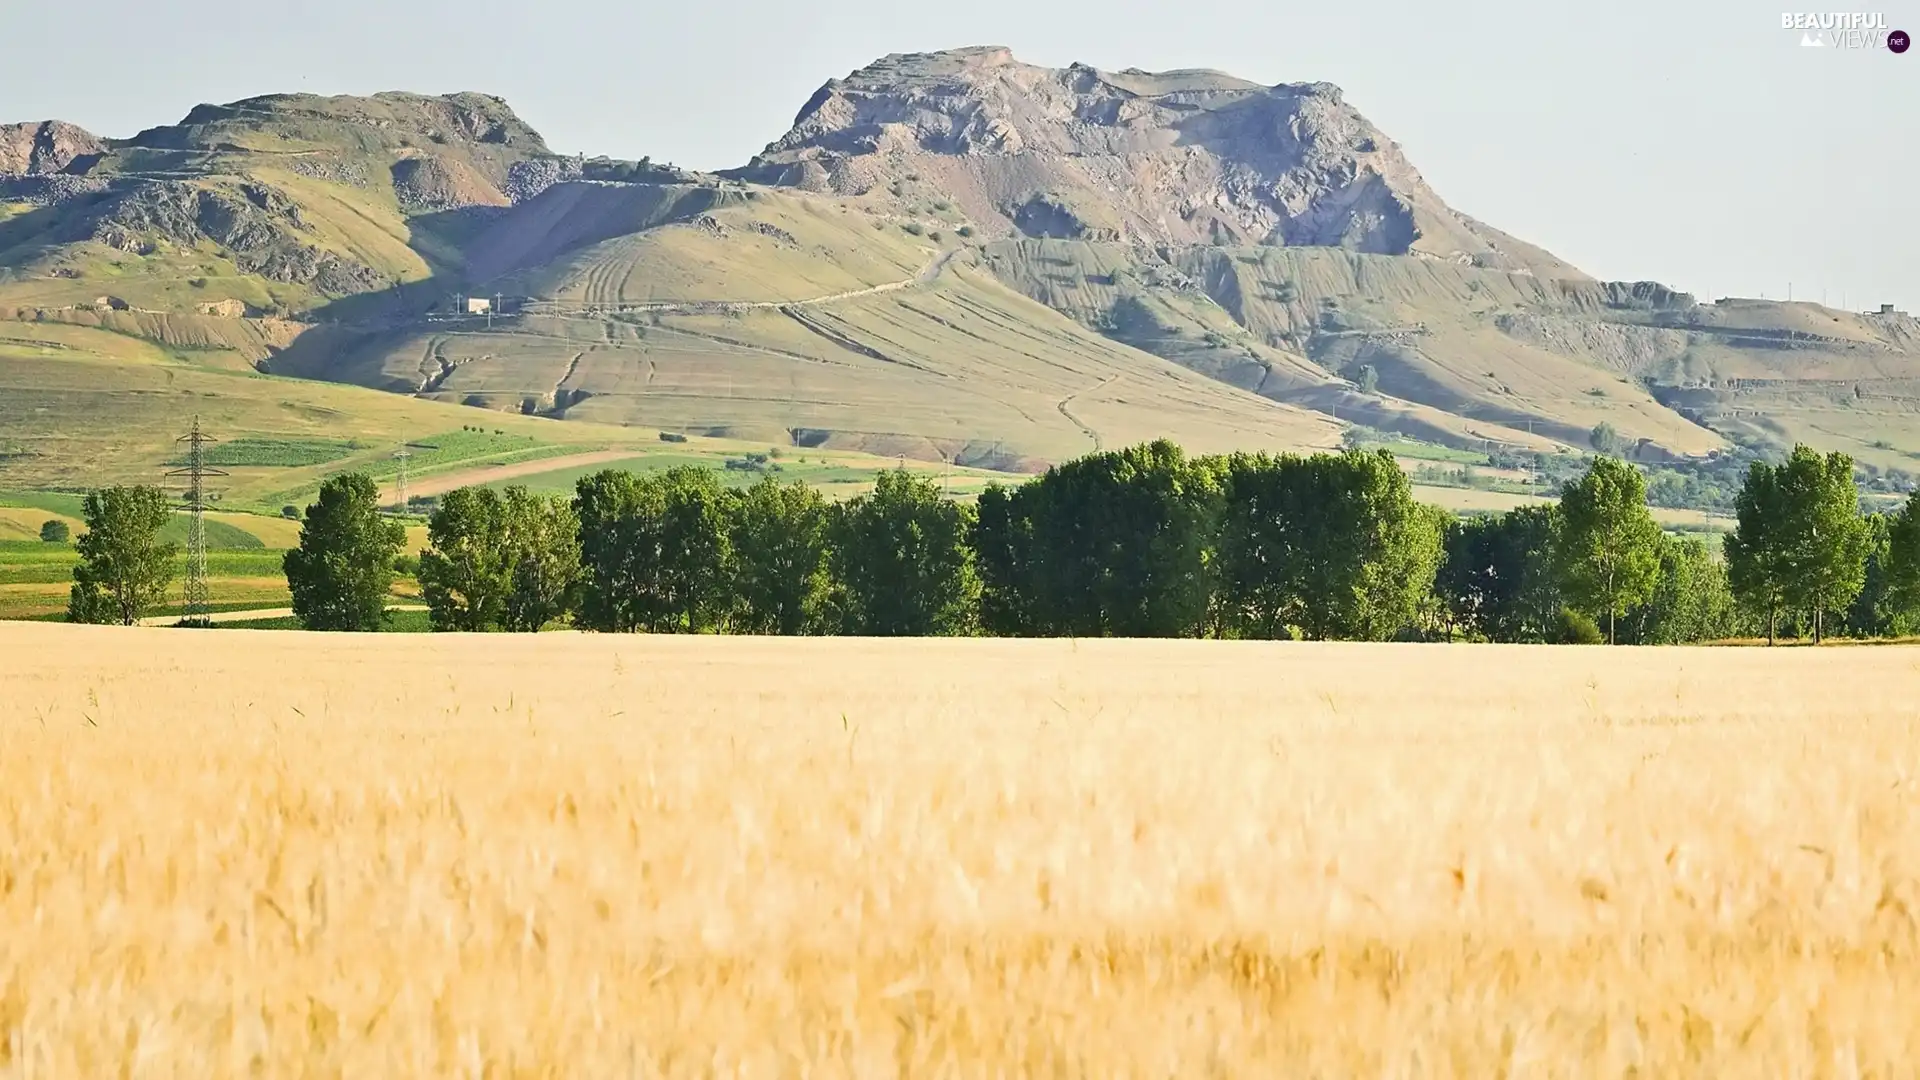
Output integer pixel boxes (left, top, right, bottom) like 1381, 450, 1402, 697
166, 417, 226, 626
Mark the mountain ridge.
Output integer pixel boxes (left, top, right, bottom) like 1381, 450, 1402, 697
3, 52, 1918, 492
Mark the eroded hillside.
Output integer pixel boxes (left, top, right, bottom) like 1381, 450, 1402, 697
3, 58, 1917, 479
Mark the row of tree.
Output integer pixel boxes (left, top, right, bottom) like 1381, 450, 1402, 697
60, 440, 1920, 643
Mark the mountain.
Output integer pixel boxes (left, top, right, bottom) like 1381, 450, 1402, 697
732, 46, 1583, 278
4, 52, 1920, 496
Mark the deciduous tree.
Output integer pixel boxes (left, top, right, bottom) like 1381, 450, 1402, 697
1778, 445, 1868, 643
571, 467, 733, 633
1436, 505, 1562, 642
1553, 456, 1662, 644
992, 441, 1223, 638
418, 486, 513, 631
829, 468, 977, 636
1217, 448, 1443, 641
283, 473, 407, 632
501, 487, 580, 633
66, 486, 177, 626
1882, 494, 1920, 634
1619, 533, 1739, 645
1725, 458, 1792, 644
729, 476, 830, 635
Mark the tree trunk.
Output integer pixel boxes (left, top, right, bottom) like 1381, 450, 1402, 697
1768, 605, 1776, 646
1608, 607, 1616, 646
1815, 605, 1823, 645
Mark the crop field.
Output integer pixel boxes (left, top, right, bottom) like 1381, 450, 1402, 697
3, 627, 1919, 1074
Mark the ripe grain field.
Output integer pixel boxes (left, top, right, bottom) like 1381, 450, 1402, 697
3, 626, 1920, 1075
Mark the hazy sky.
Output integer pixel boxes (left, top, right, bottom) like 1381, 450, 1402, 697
4, 0, 1911, 308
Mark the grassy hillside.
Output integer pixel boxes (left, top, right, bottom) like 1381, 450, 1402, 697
5, 85, 1918, 502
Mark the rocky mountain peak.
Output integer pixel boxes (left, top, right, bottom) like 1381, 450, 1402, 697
737, 47, 1585, 278
0, 120, 107, 177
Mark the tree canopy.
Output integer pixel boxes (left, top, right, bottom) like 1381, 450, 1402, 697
829, 468, 977, 636
1554, 456, 1662, 644
283, 473, 407, 632
66, 486, 177, 626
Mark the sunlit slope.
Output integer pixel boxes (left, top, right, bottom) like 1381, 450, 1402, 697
986, 240, 1751, 456
467, 183, 933, 305
278, 262, 1340, 468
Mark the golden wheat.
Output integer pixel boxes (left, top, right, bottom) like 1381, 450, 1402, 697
3, 625, 1920, 1076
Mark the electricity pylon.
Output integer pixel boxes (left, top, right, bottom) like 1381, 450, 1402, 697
166, 417, 226, 626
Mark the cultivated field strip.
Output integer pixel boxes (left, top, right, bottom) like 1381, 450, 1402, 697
4, 628, 1920, 1074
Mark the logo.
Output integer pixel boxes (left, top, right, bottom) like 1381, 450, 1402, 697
1783, 12, 1904, 48
1782, 11, 1888, 28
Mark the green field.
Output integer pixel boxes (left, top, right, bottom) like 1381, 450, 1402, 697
468, 451, 998, 499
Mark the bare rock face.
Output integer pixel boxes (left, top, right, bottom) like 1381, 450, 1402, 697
84, 179, 385, 294
390, 154, 511, 211
736, 46, 1586, 278
0, 120, 107, 176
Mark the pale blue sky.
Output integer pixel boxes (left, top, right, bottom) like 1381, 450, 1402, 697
4, 0, 1912, 308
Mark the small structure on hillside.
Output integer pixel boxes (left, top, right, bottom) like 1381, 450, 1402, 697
465, 296, 493, 315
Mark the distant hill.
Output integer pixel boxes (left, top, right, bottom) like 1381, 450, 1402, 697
4, 54, 1920, 490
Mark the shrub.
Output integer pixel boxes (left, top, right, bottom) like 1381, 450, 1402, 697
1553, 608, 1606, 645
956, 225, 975, 238
902, 222, 925, 237
659, 432, 689, 444
281, 505, 300, 519
39, 519, 70, 544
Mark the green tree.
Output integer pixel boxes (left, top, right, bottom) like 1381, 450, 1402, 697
571, 467, 733, 633
1589, 423, 1623, 456
283, 473, 407, 631
1356, 364, 1380, 395
1618, 533, 1740, 645
829, 468, 977, 636
1436, 505, 1562, 642
66, 486, 177, 625
730, 476, 831, 635
971, 482, 1032, 636
1778, 445, 1868, 643
1216, 448, 1443, 641
1881, 495, 1920, 635
501, 487, 580, 633
573, 469, 651, 633
39, 519, 70, 544
991, 441, 1224, 638
1553, 456, 1662, 644
1843, 513, 1897, 638
418, 486, 513, 631
1724, 458, 1793, 644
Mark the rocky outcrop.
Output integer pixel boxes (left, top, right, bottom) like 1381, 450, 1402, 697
733, 47, 1588, 279
391, 154, 510, 211
128, 91, 548, 156
84, 179, 385, 294
0, 120, 106, 176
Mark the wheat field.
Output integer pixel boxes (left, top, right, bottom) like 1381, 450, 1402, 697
3, 625, 1920, 1076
